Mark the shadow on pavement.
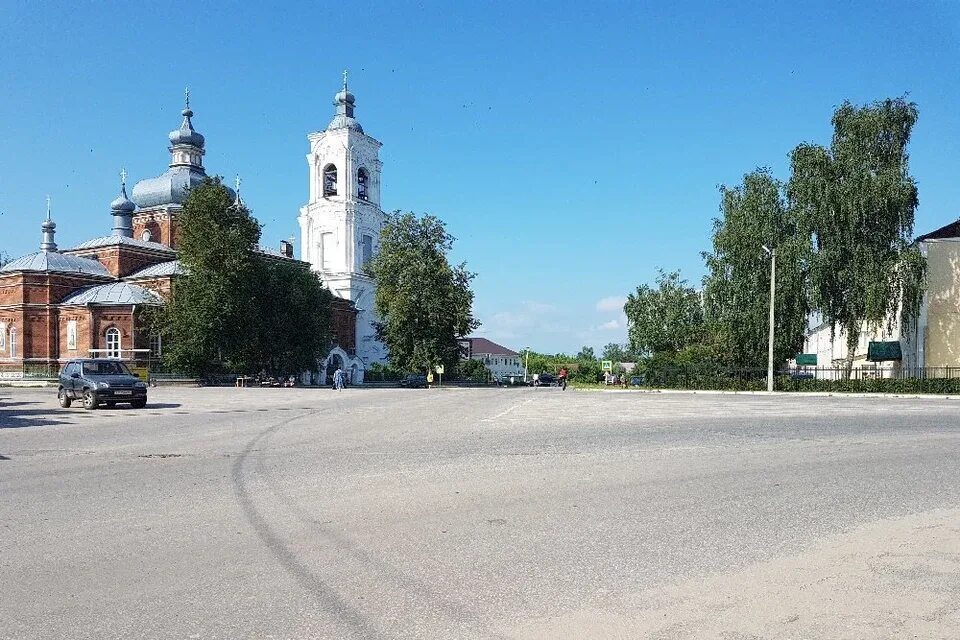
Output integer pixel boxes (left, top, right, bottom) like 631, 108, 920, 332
0, 407, 71, 429
0, 400, 43, 409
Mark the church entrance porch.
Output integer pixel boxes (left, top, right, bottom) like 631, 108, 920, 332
318, 346, 364, 386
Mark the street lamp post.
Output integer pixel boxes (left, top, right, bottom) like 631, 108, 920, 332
764, 246, 776, 392
524, 347, 530, 382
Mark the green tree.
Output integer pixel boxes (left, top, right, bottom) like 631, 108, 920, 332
576, 346, 596, 361
789, 97, 925, 374
245, 260, 333, 375
159, 178, 261, 375
368, 211, 479, 373
625, 269, 705, 356
703, 169, 810, 369
457, 357, 490, 382
601, 342, 629, 363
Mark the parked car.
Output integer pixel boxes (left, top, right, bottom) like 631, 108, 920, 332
534, 373, 556, 387
629, 375, 644, 386
398, 373, 428, 388
58, 359, 148, 410
498, 374, 528, 387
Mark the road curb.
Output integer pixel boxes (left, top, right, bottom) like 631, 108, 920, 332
574, 387, 960, 400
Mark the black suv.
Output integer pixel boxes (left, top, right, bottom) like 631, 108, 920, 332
398, 373, 428, 388
534, 373, 556, 387
58, 359, 148, 410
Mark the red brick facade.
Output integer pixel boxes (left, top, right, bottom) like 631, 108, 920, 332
64, 245, 174, 279
132, 207, 179, 249
330, 297, 358, 355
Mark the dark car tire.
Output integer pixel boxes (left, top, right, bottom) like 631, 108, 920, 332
130, 399, 147, 409
58, 388, 72, 408
82, 390, 99, 410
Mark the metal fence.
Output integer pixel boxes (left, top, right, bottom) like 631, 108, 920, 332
637, 365, 960, 392
0, 363, 61, 380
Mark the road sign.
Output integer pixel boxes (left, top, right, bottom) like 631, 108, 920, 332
601, 360, 613, 371
435, 365, 444, 374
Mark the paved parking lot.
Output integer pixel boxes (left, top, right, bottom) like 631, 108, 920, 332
1, 386, 959, 639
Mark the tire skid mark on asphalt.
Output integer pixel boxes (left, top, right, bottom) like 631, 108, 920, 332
232, 409, 386, 640
247, 403, 512, 639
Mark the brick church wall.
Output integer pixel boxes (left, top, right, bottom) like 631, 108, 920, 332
330, 297, 358, 355
133, 207, 180, 249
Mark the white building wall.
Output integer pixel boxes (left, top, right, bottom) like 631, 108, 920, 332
473, 353, 524, 379
298, 116, 388, 369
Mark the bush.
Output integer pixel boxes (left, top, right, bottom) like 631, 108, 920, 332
365, 362, 403, 382
456, 358, 490, 383
778, 376, 960, 394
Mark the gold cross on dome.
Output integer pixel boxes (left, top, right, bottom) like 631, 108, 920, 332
184, 87, 190, 110
342, 69, 348, 91
120, 168, 127, 187
235, 174, 242, 193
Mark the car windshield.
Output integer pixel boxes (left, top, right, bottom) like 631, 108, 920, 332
82, 361, 132, 376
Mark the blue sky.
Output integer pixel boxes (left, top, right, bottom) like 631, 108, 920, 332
2, 1, 959, 354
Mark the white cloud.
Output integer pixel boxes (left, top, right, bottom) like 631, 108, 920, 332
598, 319, 623, 330
476, 300, 562, 344
596, 295, 628, 313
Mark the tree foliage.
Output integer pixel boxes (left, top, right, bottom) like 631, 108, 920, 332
159, 178, 260, 375
457, 357, 490, 382
243, 260, 332, 375
368, 211, 479, 373
601, 342, 630, 363
576, 346, 595, 361
703, 169, 810, 368
788, 97, 925, 371
157, 178, 331, 375
625, 270, 705, 356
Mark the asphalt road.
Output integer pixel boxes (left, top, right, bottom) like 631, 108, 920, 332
1, 386, 959, 639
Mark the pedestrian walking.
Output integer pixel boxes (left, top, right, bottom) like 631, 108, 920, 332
333, 366, 344, 391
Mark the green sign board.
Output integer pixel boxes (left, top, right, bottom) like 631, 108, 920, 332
601, 360, 613, 371
867, 341, 902, 362
795, 353, 817, 366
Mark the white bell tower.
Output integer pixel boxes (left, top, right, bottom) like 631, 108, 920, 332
298, 72, 387, 365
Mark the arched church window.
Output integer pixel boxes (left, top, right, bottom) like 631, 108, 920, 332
105, 327, 121, 359
9, 326, 17, 358
357, 168, 369, 200
323, 164, 338, 196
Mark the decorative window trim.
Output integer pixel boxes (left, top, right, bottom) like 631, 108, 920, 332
105, 327, 121, 359
357, 167, 369, 201
149, 334, 162, 358
323, 164, 338, 197
67, 320, 78, 351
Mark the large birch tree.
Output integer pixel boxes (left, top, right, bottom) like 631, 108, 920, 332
788, 98, 925, 374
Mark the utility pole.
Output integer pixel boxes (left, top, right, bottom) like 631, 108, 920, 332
765, 246, 776, 392
524, 347, 530, 382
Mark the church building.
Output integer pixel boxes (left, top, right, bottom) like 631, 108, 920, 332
1, 95, 359, 381
299, 75, 389, 384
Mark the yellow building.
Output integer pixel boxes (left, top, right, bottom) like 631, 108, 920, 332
802, 219, 960, 376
